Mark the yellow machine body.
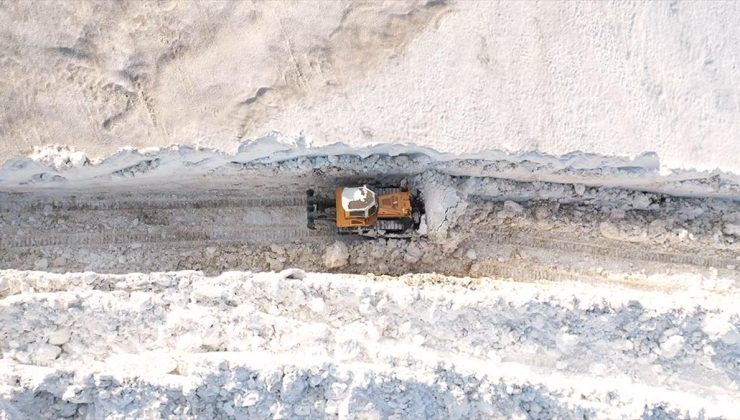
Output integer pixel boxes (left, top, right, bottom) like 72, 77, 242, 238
335, 186, 412, 228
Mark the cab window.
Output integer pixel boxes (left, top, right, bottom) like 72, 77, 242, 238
349, 210, 365, 218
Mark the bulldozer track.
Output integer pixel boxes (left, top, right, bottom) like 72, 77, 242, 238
470, 260, 681, 291
0, 226, 329, 249
0, 194, 306, 213
476, 231, 738, 270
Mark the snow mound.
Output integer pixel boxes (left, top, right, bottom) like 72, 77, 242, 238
2, 135, 738, 199
1, 270, 738, 418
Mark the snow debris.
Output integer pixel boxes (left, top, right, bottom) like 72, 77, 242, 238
32, 343, 62, 364
1, 269, 738, 418
0, 146, 738, 418
48, 328, 71, 346
723, 223, 740, 237
323, 242, 350, 269
28, 145, 90, 170
33, 258, 49, 270
422, 176, 467, 242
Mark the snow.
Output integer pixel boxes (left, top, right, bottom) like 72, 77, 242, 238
323, 242, 350, 269
2, 2, 739, 173
1, 269, 739, 418
1, 2, 739, 418
2, 137, 738, 203
261, 1, 740, 173
0, 0, 740, 174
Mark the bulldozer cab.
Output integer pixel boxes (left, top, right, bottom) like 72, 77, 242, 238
340, 186, 378, 218
336, 186, 379, 228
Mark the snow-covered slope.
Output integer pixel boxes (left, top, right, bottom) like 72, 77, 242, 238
2, 1, 739, 173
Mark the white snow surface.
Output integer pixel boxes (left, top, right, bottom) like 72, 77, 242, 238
2, 2, 740, 418
1, 270, 739, 418
2, 1, 739, 173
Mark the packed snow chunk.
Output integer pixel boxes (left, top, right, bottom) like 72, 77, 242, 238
307, 297, 326, 314
47, 328, 71, 345
599, 221, 622, 240
281, 369, 307, 403
190, 282, 229, 304
659, 335, 685, 359
33, 258, 49, 270
236, 390, 261, 407
722, 223, 740, 237
720, 330, 739, 346
556, 333, 580, 352
573, 183, 586, 196
32, 343, 61, 363
323, 241, 349, 269
417, 216, 428, 236
630, 193, 652, 210
504, 200, 524, 213
702, 313, 735, 340
404, 243, 424, 264
0, 276, 14, 297
29, 145, 90, 169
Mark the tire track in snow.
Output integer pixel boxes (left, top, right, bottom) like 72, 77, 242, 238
0, 193, 307, 212
0, 226, 328, 248
475, 231, 739, 271
0, 191, 332, 248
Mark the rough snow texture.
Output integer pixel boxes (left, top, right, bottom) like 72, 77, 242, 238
2, 139, 739, 201
2, 1, 739, 417
323, 242, 350, 269
1, 1, 739, 173
1, 270, 739, 419
1, 169, 737, 279
0, 156, 737, 418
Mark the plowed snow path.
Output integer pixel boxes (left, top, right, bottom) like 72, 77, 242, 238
0, 190, 328, 250
0, 172, 738, 418
1, 175, 738, 286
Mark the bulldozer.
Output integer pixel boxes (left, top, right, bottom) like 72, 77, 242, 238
307, 185, 422, 237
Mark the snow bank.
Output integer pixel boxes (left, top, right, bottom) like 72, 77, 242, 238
1, 270, 738, 418
1, 135, 738, 199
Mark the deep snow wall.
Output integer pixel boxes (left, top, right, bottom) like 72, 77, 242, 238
1, 138, 739, 199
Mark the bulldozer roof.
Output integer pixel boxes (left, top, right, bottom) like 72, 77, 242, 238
341, 186, 376, 211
